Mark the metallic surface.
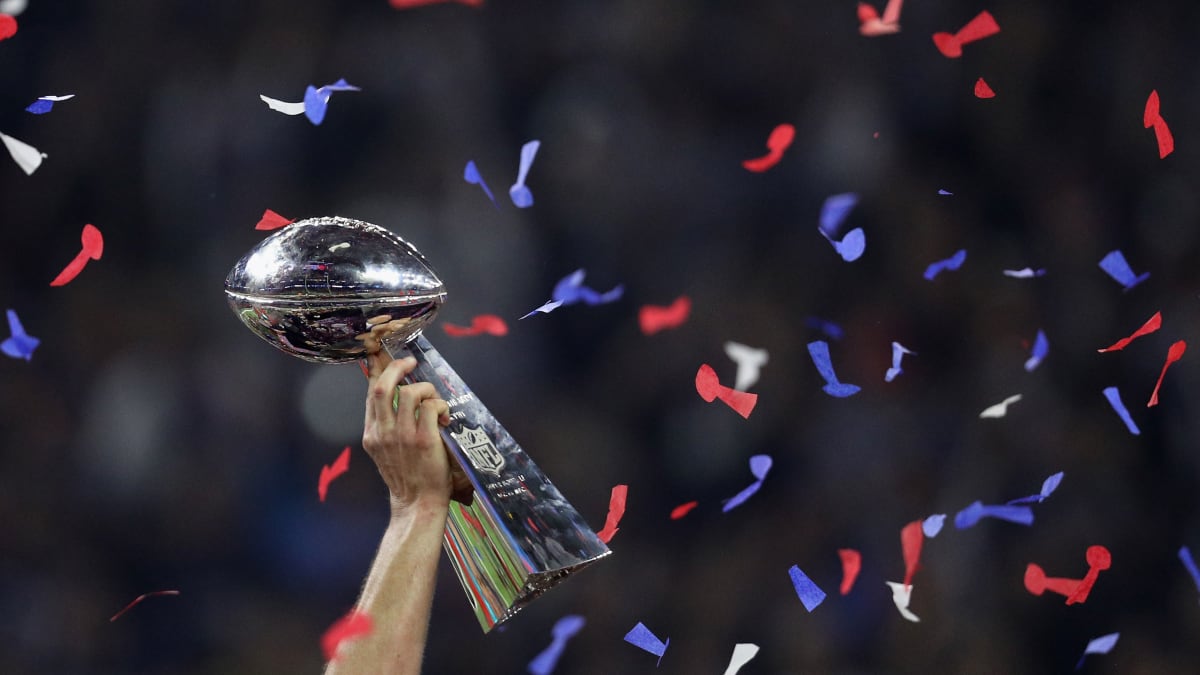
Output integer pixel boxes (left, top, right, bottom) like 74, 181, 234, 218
225, 216, 611, 632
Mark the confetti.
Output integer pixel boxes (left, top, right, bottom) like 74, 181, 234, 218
937, 189, 953, 195
885, 341, 915, 382
321, 610, 374, 662
1066, 546, 1112, 605
923, 249, 967, 281
109, 590, 181, 622
1098, 311, 1161, 352
509, 140, 540, 208
390, 0, 484, 8
521, 269, 623, 319
1075, 632, 1119, 671
527, 614, 585, 675
0, 0, 26, 16
695, 363, 759, 419
0, 13, 15, 41
979, 393, 1022, 418
442, 314, 508, 337
805, 316, 844, 340
932, 10, 1000, 58
259, 95, 306, 115
818, 192, 859, 237
1098, 250, 1149, 290
519, 299, 564, 319
1179, 546, 1200, 595
788, 564, 827, 612
1008, 471, 1064, 505
1147, 340, 1186, 407
721, 643, 760, 675
1025, 546, 1111, 605
722, 454, 772, 512
807, 340, 861, 398
1102, 386, 1140, 435
1023, 563, 1079, 598
25, 94, 74, 114
304, 79, 360, 126
742, 123, 795, 172
822, 226, 866, 262
1003, 267, 1045, 278
2, 309, 39, 361
885, 581, 920, 622
595, 484, 628, 543
857, 0, 902, 36
50, 223, 104, 287
1024, 329, 1049, 372
838, 548, 862, 595
724, 341, 768, 390
318, 446, 351, 503
974, 78, 996, 98
670, 501, 698, 520
639, 296, 691, 335
0, 130, 47, 175
901, 520, 924, 587
464, 160, 498, 209
954, 501, 1034, 529
922, 514, 946, 538
255, 209, 295, 231
1144, 90, 1174, 159
623, 622, 669, 665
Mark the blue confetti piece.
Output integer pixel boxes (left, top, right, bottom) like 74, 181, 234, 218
885, 341, 915, 382
551, 269, 623, 306
509, 140, 540, 208
1008, 471, 1064, 505
788, 564, 827, 612
623, 622, 669, 666
1075, 632, 1119, 670
1098, 250, 1149, 290
819, 193, 858, 236
953, 501, 1034, 529
822, 226, 865, 262
937, 189, 953, 195
807, 340, 860, 397
804, 316, 844, 340
26, 99, 54, 114
464, 161, 499, 209
528, 615, 585, 675
1102, 386, 1140, 435
922, 514, 946, 537
923, 249, 967, 281
519, 299, 564, 320
303, 78, 360, 125
2, 309, 39, 361
1180, 546, 1200, 595
1024, 329, 1049, 372
722, 454, 772, 512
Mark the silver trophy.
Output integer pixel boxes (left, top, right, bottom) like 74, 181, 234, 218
225, 216, 611, 632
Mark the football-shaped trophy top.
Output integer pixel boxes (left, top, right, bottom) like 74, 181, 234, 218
225, 216, 446, 363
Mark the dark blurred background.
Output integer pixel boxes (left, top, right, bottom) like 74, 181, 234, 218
3, 0, 1200, 673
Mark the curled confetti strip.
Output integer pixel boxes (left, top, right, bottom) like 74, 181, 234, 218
724, 341, 768, 391
639, 296, 691, 335
527, 614, 585, 675
857, 0, 902, 36
509, 140, 540, 208
1024, 330, 1049, 371
901, 520, 924, 587
807, 340, 860, 397
1003, 267, 1045, 278
2, 309, 39, 361
1, 130, 47, 175
885, 581, 920, 622
742, 124, 795, 172
838, 548, 862, 595
1076, 633, 1119, 671
932, 10, 1000, 58
1144, 90, 1174, 159
670, 501, 698, 520
442, 315, 508, 337
922, 514, 946, 537
1007, 471, 1064, 506
318, 447, 351, 503
974, 78, 996, 98
819, 193, 859, 237
822, 227, 866, 262
788, 564, 827, 611
595, 484, 628, 543
464, 161, 498, 209
255, 209, 295, 231
1098, 250, 1149, 290
623, 622, 669, 665
924, 249, 967, 280
304, 79, 360, 125
954, 501, 1033, 529
979, 394, 1022, 419
1179, 546, 1200, 596
321, 610, 374, 662
721, 643, 760, 675
1147, 340, 1186, 407
26, 94, 74, 114
1024, 545, 1111, 605
695, 363, 759, 418
50, 224, 104, 287
110, 590, 181, 622
1098, 311, 1161, 352
1102, 386, 1140, 435
722, 455, 772, 512
885, 342, 915, 382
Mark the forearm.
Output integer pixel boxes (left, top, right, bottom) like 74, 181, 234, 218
325, 497, 449, 675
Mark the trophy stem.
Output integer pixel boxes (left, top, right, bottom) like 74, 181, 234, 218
383, 335, 611, 632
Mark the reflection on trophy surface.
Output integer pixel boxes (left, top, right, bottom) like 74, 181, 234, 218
225, 215, 611, 632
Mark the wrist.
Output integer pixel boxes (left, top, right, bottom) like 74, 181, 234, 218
389, 492, 451, 524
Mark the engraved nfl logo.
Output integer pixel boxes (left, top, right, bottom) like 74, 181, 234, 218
451, 426, 505, 477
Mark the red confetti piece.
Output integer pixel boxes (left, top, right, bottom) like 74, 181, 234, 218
1065, 545, 1112, 605
442, 314, 508, 337
390, 0, 482, 8
901, 520, 924, 587
318, 446, 351, 502
255, 209, 295, 231
974, 77, 996, 98
109, 589, 180, 622
1024, 545, 1111, 605
0, 14, 16, 41
1098, 311, 1161, 352
50, 223, 103, 287
1147, 340, 1186, 407
742, 124, 795, 173
1144, 90, 1175, 159
670, 501, 698, 520
857, 0, 902, 36
838, 548, 862, 595
695, 363, 758, 418
595, 484, 628, 543
321, 610, 374, 662
638, 296, 691, 335
932, 10, 1000, 58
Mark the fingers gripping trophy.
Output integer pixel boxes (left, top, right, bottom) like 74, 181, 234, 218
225, 216, 611, 631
